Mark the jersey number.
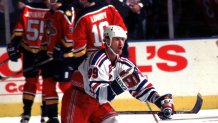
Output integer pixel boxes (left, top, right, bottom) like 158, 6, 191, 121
88, 67, 98, 79
26, 19, 44, 41
91, 21, 109, 47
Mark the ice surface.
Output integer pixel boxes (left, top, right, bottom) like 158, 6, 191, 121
0, 109, 217, 123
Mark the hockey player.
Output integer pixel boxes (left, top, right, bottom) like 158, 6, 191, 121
40, 0, 76, 122
60, 0, 128, 122
6, 0, 49, 123
72, 0, 127, 54
78, 25, 175, 122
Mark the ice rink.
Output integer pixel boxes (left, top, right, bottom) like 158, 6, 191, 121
0, 109, 217, 123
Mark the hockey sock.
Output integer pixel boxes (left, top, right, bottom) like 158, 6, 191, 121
23, 99, 33, 115
41, 101, 47, 117
46, 104, 58, 119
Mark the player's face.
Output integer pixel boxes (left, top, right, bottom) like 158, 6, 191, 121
110, 37, 125, 55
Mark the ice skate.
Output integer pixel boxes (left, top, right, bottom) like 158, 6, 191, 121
46, 117, 60, 123
20, 114, 30, 123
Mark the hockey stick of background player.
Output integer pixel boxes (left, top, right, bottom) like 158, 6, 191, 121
0, 58, 10, 67
0, 58, 53, 81
118, 93, 203, 114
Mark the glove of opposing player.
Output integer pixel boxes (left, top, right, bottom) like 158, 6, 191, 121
155, 94, 174, 120
53, 44, 74, 61
7, 42, 21, 62
53, 45, 65, 61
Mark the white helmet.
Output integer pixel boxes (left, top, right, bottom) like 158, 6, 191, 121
103, 25, 127, 47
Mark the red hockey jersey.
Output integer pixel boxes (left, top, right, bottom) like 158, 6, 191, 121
13, 4, 49, 51
73, 2, 127, 53
42, 5, 76, 54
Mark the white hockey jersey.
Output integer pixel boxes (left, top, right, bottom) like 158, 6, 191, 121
79, 49, 158, 104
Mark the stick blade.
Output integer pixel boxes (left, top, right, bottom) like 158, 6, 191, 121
191, 93, 203, 113
174, 93, 203, 114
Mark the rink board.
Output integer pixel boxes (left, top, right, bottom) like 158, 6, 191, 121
1, 38, 218, 116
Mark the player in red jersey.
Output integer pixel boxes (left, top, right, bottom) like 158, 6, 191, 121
40, 0, 76, 122
6, 0, 49, 123
60, 0, 128, 123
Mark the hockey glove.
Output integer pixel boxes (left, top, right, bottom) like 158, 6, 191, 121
53, 45, 65, 61
110, 67, 140, 95
155, 94, 174, 120
7, 42, 21, 62
53, 44, 73, 61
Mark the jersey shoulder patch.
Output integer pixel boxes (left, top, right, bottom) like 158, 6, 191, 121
57, 4, 75, 22
58, 4, 74, 16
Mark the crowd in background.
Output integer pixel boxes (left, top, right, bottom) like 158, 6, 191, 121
0, 0, 218, 45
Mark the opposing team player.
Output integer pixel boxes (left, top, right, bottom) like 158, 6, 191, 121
6, 0, 49, 123
41, 0, 76, 122
60, 0, 129, 122
78, 25, 175, 122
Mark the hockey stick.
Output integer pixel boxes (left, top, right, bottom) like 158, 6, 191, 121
118, 93, 203, 114
145, 101, 159, 123
0, 58, 10, 66
0, 58, 53, 81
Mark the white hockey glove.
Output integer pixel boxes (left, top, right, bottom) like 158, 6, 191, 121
110, 67, 140, 95
155, 94, 174, 120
